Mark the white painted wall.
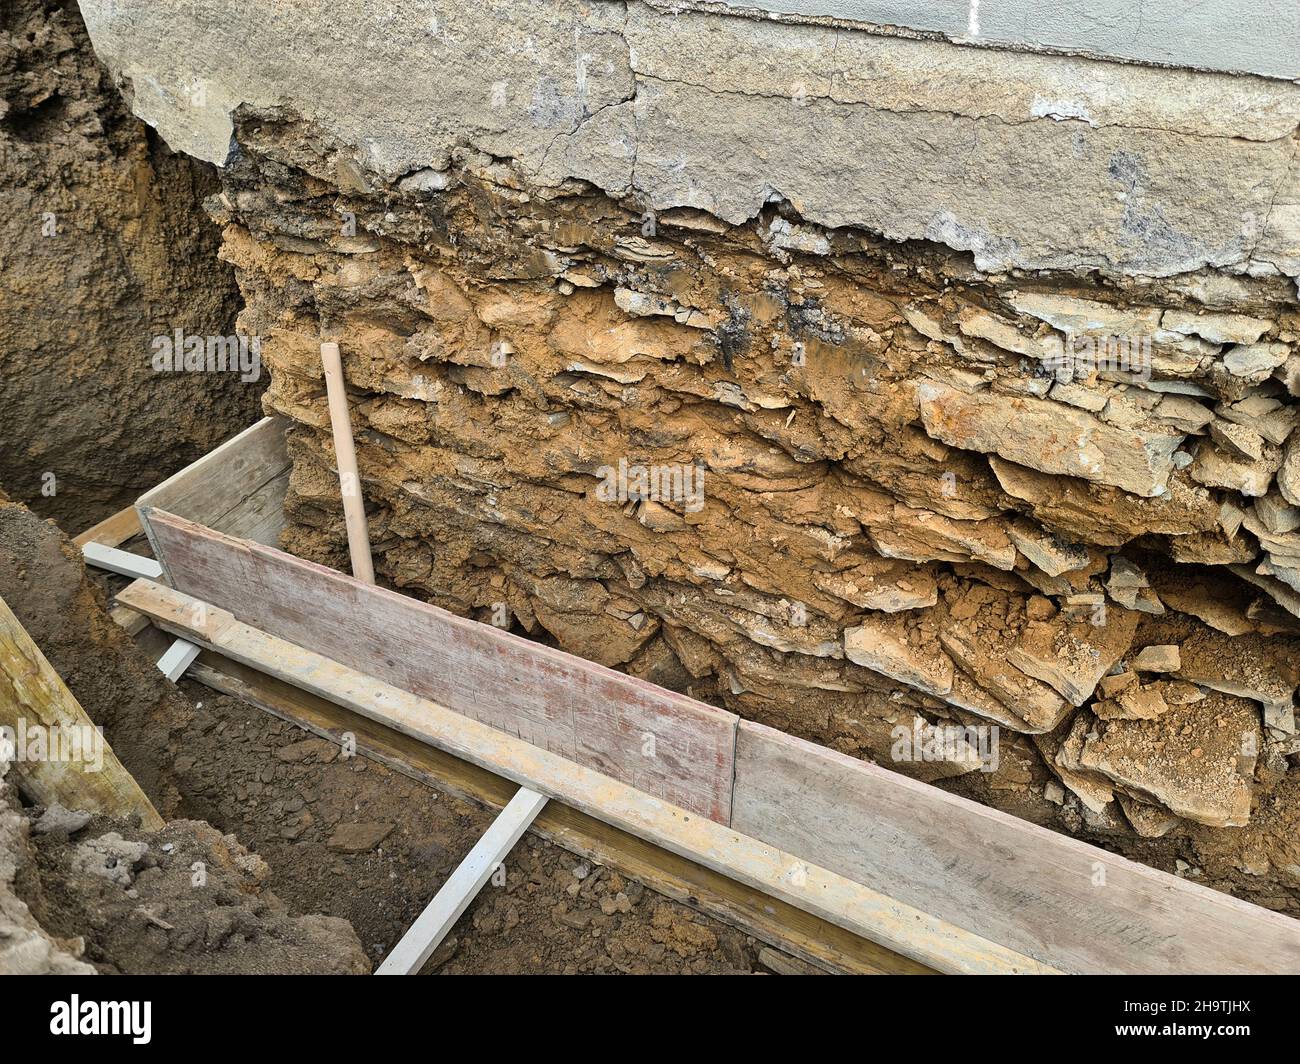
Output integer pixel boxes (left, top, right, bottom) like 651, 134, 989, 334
715, 0, 1298, 79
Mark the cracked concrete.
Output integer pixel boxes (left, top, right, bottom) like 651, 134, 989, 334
80, 0, 1300, 277
73, 0, 1300, 907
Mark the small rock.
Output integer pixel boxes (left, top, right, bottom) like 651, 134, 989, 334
1131, 645, 1181, 673
1221, 342, 1289, 377
325, 822, 393, 854
32, 804, 92, 836
70, 833, 149, 887
276, 737, 337, 763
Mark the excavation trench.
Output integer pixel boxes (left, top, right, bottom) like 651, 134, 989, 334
196, 105, 1300, 917
0, 493, 774, 974
0, 0, 774, 975
4, 0, 1300, 973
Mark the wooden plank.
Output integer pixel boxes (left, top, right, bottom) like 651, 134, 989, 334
156, 639, 201, 683
187, 651, 928, 975
82, 543, 163, 582
135, 417, 290, 566
73, 505, 142, 549
110, 604, 150, 638
0, 594, 164, 830
377, 786, 549, 975
216, 469, 290, 546
118, 579, 1048, 975
731, 720, 1300, 975
145, 510, 737, 824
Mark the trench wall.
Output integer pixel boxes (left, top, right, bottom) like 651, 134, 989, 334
80, 0, 1300, 908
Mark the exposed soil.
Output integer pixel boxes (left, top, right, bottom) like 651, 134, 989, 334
19, 801, 372, 975
0, 0, 263, 531
164, 684, 778, 975
215, 116, 1299, 913
0, 491, 792, 974
3, 0, 1297, 974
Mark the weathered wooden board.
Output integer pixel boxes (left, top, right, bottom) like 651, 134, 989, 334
731, 720, 1300, 975
73, 505, 142, 549
144, 510, 738, 823
136, 417, 290, 563
0, 594, 163, 830
216, 469, 290, 546
186, 650, 931, 975
117, 579, 1048, 975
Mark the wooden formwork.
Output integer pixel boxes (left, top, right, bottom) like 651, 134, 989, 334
118, 417, 1300, 975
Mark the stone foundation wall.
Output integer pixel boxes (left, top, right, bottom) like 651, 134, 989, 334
81, 0, 1300, 910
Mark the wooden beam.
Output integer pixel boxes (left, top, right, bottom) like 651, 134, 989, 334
156, 639, 200, 683
110, 604, 151, 638
186, 651, 927, 975
377, 786, 549, 974
0, 594, 164, 830
118, 579, 1046, 975
73, 505, 142, 550
143, 509, 738, 824
81, 542, 163, 582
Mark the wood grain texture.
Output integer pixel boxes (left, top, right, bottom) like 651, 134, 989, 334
0, 595, 163, 829
187, 650, 932, 975
731, 720, 1300, 975
146, 510, 738, 823
136, 417, 290, 568
118, 579, 1049, 975
73, 505, 142, 549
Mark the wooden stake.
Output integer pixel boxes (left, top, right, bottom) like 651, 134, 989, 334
0, 594, 164, 830
320, 342, 375, 584
156, 639, 201, 683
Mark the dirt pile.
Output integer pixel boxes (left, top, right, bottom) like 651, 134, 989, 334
200, 110, 1300, 909
1, 764, 369, 974
0, 490, 193, 805
0, 759, 94, 974
0, 0, 262, 531
0, 492, 372, 973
